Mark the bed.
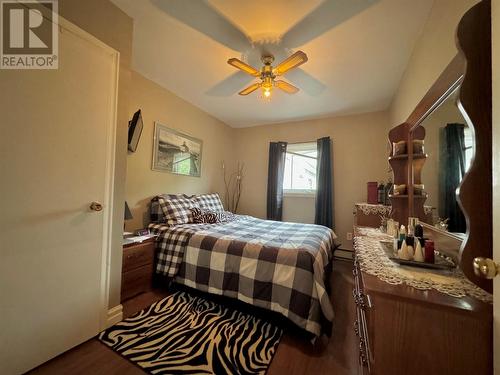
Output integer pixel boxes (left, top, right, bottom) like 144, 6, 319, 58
148, 193, 337, 337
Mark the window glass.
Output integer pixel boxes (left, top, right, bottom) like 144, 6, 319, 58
463, 126, 473, 173
283, 142, 317, 192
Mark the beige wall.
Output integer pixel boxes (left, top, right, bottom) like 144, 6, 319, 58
492, 0, 500, 372
233, 111, 389, 250
389, 0, 478, 127
56, 0, 132, 308
125, 72, 235, 230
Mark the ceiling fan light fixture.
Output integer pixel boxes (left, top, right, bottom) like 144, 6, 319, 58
228, 50, 307, 98
261, 75, 273, 98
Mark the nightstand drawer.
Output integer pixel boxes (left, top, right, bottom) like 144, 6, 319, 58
121, 264, 154, 302
122, 241, 155, 273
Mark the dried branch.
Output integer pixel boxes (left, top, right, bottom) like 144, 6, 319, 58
221, 161, 244, 213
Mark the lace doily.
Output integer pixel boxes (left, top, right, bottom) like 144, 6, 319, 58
354, 227, 492, 303
355, 203, 391, 216
355, 203, 433, 216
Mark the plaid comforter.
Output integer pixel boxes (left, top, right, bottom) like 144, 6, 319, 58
149, 215, 336, 336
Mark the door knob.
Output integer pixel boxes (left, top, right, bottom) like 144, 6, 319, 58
89, 201, 103, 212
473, 257, 500, 279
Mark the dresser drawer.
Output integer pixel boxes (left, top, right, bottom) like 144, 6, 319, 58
122, 240, 155, 273
353, 257, 373, 374
121, 263, 154, 302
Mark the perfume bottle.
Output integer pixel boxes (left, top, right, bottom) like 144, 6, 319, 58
415, 222, 423, 238
414, 240, 424, 262
384, 180, 393, 205
377, 182, 385, 204
405, 235, 415, 260
398, 239, 410, 260
424, 240, 435, 263
399, 225, 406, 242
407, 217, 418, 237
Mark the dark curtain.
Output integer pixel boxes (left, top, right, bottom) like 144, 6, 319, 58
266, 141, 288, 221
315, 137, 334, 229
439, 123, 466, 233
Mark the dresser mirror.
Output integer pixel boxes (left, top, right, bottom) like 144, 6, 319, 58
388, 0, 491, 293
416, 86, 473, 235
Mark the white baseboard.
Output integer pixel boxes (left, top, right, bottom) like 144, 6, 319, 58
106, 304, 123, 328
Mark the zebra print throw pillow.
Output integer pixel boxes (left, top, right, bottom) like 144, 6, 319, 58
99, 291, 282, 375
190, 207, 236, 224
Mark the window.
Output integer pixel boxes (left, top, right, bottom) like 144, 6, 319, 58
283, 142, 317, 194
463, 126, 473, 173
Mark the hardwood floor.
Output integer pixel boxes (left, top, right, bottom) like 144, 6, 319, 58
29, 260, 356, 375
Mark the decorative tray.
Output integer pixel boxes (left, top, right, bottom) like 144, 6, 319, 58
379, 241, 456, 270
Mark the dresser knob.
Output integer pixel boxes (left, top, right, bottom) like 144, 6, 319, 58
473, 257, 500, 279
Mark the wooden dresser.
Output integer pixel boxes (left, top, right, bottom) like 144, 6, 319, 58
354, 203, 433, 228
353, 228, 492, 375
354, 203, 390, 228
121, 238, 156, 302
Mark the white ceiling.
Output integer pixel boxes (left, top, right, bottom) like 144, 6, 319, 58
111, 0, 434, 128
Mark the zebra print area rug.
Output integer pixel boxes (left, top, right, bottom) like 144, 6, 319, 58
99, 291, 282, 375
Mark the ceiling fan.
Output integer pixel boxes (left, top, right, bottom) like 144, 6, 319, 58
227, 51, 308, 98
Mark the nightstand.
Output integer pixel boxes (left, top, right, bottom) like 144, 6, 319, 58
121, 238, 156, 302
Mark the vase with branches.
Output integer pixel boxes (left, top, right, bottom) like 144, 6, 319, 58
222, 161, 244, 213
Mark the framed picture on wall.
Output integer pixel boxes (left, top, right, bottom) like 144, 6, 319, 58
152, 122, 203, 177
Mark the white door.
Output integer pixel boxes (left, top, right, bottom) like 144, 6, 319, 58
0, 17, 119, 375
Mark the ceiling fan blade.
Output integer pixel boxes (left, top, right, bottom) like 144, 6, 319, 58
285, 68, 326, 96
281, 0, 378, 48
228, 58, 261, 77
239, 82, 261, 95
274, 51, 308, 76
275, 80, 299, 94
151, 0, 251, 51
206, 71, 255, 97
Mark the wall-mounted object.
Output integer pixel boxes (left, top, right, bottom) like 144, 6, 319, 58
127, 109, 143, 152
152, 122, 203, 177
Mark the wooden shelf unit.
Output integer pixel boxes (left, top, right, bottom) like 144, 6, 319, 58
387, 153, 428, 161
387, 123, 427, 225
388, 194, 428, 199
